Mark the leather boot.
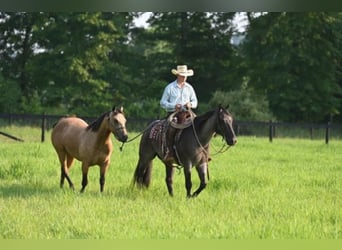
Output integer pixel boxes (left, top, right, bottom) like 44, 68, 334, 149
163, 125, 176, 163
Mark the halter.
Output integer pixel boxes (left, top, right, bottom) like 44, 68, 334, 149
109, 111, 127, 139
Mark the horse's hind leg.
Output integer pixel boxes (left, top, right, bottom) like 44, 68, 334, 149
65, 154, 75, 189
58, 152, 74, 190
165, 165, 175, 196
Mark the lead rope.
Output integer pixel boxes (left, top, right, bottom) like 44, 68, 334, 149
119, 124, 153, 152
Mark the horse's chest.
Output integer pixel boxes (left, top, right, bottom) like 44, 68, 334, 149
80, 141, 112, 165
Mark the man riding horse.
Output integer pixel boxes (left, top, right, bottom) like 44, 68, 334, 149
160, 65, 198, 165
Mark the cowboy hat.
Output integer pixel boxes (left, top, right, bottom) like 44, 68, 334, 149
171, 65, 194, 76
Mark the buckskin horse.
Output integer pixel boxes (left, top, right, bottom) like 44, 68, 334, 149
132, 105, 237, 198
51, 106, 128, 193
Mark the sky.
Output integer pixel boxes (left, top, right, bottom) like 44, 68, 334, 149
133, 12, 248, 32
133, 12, 152, 28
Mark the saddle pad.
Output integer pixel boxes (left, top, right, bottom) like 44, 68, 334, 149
149, 120, 165, 142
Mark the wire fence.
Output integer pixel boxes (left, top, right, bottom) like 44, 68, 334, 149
1, 112, 342, 143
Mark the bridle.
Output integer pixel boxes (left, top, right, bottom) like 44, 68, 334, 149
215, 111, 235, 153
190, 109, 232, 157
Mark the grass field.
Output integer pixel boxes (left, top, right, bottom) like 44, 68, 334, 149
0, 126, 341, 239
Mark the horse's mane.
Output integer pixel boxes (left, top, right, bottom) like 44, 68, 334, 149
86, 112, 110, 132
193, 109, 216, 127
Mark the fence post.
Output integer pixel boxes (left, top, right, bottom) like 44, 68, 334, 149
273, 124, 276, 138
269, 120, 273, 142
325, 122, 330, 144
41, 112, 46, 142
236, 124, 240, 136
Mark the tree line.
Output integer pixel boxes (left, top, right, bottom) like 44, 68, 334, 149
0, 12, 341, 123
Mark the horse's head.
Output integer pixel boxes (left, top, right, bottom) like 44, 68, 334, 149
216, 105, 237, 146
109, 106, 128, 142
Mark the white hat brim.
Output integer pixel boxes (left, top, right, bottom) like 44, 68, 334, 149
171, 69, 194, 76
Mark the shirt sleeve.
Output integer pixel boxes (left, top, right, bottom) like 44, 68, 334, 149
160, 84, 174, 112
189, 85, 198, 109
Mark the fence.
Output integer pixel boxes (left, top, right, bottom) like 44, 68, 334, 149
1, 112, 342, 143
235, 120, 341, 143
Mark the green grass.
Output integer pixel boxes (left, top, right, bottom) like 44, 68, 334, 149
0, 127, 341, 239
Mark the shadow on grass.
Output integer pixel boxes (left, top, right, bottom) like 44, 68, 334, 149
0, 179, 174, 200
0, 182, 62, 198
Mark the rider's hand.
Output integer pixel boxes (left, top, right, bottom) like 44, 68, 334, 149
175, 104, 182, 111
185, 102, 192, 110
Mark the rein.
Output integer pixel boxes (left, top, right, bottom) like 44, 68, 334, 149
190, 111, 209, 156
211, 114, 233, 155
210, 141, 231, 156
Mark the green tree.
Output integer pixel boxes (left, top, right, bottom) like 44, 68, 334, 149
0, 12, 134, 116
242, 12, 342, 122
31, 12, 131, 115
138, 12, 238, 108
0, 74, 21, 113
0, 12, 46, 110
209, 80, 274, 121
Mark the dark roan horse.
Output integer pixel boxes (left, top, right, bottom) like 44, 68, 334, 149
133, 105, 237, 198
51, 106, 128, 193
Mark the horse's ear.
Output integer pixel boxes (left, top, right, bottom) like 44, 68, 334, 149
112, 106, 123, 112
225, 104, 230, 110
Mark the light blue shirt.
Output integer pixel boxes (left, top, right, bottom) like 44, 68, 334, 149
160, 80, 198, 112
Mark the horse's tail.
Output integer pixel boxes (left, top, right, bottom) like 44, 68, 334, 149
131, 119, 160, 189
132, 159, 153, 189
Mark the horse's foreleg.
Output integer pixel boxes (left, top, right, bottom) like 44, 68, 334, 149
183, 166, 192, 198
99, 162, 109, 192
165, 165, 175, 196
80, 163, 89, 193
191, 163, 208, 197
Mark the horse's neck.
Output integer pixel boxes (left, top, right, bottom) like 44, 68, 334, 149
89, 120, 112, 146
195, 113, 217, 146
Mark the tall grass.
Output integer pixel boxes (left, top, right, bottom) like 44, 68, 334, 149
0, 127, 341, 239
